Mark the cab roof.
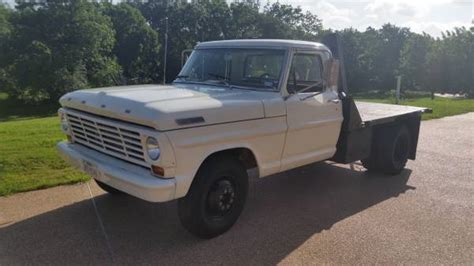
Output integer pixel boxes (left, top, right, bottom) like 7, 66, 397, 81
196, 39, 331, 52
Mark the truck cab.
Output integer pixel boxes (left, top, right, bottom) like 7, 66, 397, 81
177, 40, 344, 171
57, 38, 428, 238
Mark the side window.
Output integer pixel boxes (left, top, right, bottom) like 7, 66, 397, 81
287, 53, 323, 93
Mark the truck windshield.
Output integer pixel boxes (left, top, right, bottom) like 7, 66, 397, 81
174, 48, 286, 90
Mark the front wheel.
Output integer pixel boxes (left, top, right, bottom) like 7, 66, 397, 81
178, 156, 248, 239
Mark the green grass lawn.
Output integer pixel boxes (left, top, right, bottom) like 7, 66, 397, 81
0, 94, 472, 196
0, 116, 89, 196
357, 97, 474, 120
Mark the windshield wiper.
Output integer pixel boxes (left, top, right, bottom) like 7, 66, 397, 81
207, 72, 230, 86
175, 75, 189, 80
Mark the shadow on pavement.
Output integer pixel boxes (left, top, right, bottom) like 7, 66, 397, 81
0, 162, 414, 265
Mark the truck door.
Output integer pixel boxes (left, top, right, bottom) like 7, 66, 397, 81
281, 51, 343, 171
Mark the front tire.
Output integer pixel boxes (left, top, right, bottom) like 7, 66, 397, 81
178, 156, 249, 239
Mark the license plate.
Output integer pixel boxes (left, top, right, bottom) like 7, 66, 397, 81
82, 160, 101, 179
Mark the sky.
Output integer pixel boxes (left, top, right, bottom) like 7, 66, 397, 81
270, 0, 473, 37
2, 0, 472, 37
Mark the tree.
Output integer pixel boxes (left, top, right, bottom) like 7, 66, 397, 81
2, 0, 471, 103
134, 0, 236, 82
5, 0, 121, 102
440, 27, 473, 96
338, 28, 376, 92
399, 33, 433, 91
0, 4, 13, 93
425, 26, 473, 97
131, 0, 325, 82
227, 2, 261, 39
260, 2, 322, 40
374, 24, 411, 91
0, 4, 11, 46
103, 3, 161, 84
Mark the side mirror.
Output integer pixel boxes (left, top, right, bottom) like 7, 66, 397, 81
326, 59, 340, 91
181, 49, 193, 67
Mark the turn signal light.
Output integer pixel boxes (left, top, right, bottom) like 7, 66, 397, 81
151, 165, 165, 177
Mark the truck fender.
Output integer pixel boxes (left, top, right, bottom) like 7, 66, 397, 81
173, 144, 260, 199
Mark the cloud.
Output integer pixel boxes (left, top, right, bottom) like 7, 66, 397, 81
312, 1, 355, 29
276, 0, 357, 29
365, 1, 425, 19
402, 21, 472, 37
273, 0, 472, 37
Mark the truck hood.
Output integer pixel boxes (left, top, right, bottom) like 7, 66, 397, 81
59, 83, 284, 131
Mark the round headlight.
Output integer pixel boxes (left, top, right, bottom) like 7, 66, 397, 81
146, 137, 161, 160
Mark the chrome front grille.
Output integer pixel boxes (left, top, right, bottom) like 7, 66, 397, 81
65, 110, 148, 167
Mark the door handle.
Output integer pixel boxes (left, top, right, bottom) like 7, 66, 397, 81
329, 99, 340, 104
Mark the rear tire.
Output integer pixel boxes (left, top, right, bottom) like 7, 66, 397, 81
95, 180, 124, 194
378, 125, 411, 175
178, 156, 248, 239
362, 125, 411, 175
361, 156, 378, 172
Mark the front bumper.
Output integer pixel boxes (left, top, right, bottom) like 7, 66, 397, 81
57, 141, 176, 202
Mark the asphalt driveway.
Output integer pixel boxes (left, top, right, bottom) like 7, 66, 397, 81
1, 113, 473, 265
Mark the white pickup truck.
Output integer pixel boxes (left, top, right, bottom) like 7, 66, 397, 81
57, 36, 428, 238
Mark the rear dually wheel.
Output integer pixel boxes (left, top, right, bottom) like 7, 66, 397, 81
362, 125, 411, 175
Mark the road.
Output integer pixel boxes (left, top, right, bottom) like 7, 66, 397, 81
1, 113, 473, 265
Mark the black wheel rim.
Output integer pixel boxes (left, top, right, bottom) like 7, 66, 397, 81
206, 178, 236, 218
394, 134, 409, 164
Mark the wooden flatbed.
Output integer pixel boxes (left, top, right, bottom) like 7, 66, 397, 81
355, 101, 430, 126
